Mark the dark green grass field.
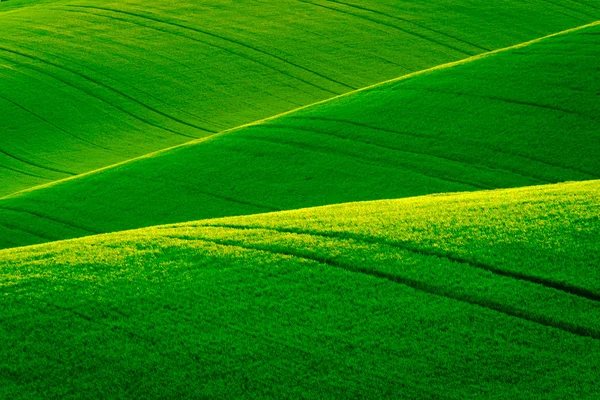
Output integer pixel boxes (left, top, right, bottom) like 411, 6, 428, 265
2, 1, 600, 398
1, 180, 599, 398
2, 0, 600, 195
0, 22, 598, 249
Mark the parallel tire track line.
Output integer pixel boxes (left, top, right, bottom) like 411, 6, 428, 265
66, 5, 355, 92
200, 223, 600, 303
131, 174, 279, 212
324, 0, 490, 51
166, 233, 600, 340
264, 121, 551, 184
244, 125, 487, 189
0, 162, 53, 182
0, 206, 100, 235
398, 86, 597, 120
0, 52, 196, 140
297, 0, 472, 56
0, 93, 116, 153
0, 148, 74, 176
539, 0, 599, 19
0, 219, 55, 242
0, 45, 214, 135
43, 302, 156, 345
57, 7, 325, 99
2, 36, 216, 129
2, 20, 598, 201
287, 116, 597, 183
567, 0, 600, 11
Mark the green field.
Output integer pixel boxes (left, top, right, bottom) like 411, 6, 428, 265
2, 1, 599, 397
0, 21, 598, 250
2, 0, 600, 195
1, 180, 599, 398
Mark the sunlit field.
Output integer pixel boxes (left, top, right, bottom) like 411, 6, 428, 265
1, 0, 599, 398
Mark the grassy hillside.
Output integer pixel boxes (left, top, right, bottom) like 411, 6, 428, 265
1, 21, 598, 250
1, 180, 599, 398
2, 0, 600, 196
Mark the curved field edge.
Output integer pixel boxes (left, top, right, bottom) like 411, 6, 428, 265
0, 21, 598, 249
1, 180, 599, 398
4, 0, 598, 196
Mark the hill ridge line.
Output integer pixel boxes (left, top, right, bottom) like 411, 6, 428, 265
2, 179, 597, 254
3, 18, 598, 201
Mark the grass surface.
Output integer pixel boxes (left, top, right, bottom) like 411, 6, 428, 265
1, 180, 599, 398
2, 0, 600, 196
1, 22, 598, 249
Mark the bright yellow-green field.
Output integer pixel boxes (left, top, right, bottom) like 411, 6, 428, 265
1, 180, 599, 398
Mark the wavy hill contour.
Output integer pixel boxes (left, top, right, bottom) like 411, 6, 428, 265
1, 180, 599, 398
0, 21, 598, 249
1, 0, 600, 195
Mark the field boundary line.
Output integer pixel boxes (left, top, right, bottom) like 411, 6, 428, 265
2, 19, 599, 201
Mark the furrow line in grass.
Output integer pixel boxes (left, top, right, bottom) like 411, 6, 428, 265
99, 273, 388, 393
287, 21, 409, 69
55, 8, 309, 114
0, 93, 116, 153
324, 0, 490, 51
0, 206, 100, 235
1, 62, 160, 139
297, 0, 472, 56
0, 148, 74, 176
200, 223, 600, 303
287, 116, 558, 183
546, 8, 590, 22
164, 233, 600, 340
0, 219, 55, 242
288, 116, 431, 138
398, 86, 597, 121
0, 162, 53, 182
264, 121, 551, 185
481, 145, 599, 180
0, 53, 197, 141
569, 0, 600, 11
291, 116, 598, 180
58, 7, 327, 99
200, 313, 438, 396
2, 36, 217, 129
0, 45, 215, 136
3, 19, 598, 201
42, 302, 157, 346
242, 127, 486, 190
130, 173, 279, 212
66, 5, 355, 92
539, 0, 599, 19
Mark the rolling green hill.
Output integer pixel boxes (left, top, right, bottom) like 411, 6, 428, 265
1, 21, 598, 250
2, 0, 600, 196
1, 180, 599, 398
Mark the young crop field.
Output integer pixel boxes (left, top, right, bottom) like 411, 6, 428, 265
1, 0, 600, 196
1, 180, 599, 398
0, 21, 598, 250
1, 0, 599, 398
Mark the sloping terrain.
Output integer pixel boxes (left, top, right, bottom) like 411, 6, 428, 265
1, 180, 599, 398
0, 21, 598, 249
2, 0, 600, 196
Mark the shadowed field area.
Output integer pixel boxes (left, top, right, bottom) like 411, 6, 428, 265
1, 0, 600, 195
1, 180, 599, 398
0, 22, 598, 249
